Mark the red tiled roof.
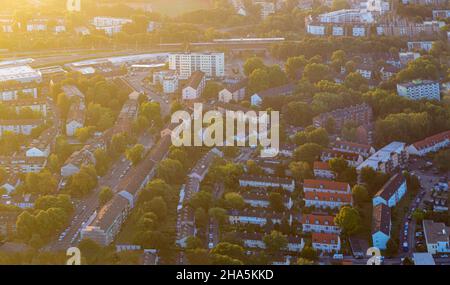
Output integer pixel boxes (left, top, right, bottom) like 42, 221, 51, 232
313, 161, 331, 171
412, 130, 450, 151
302, 213, 336, 226
303, 179, 350, 192
322, 149, 361, 161
333, 140, 372, 152
312, 233, 339, 245
304, 191, 352, 203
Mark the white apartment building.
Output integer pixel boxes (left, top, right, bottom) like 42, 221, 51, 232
182, 71, 206, 100
407, 130, 450, 156
153, 70, 179, 94
0, 119, 43, 136
397, 80, 440, 101
91, 17, 132, 36
168, 52, 225, 80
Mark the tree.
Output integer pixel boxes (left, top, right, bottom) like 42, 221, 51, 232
334, 206, 361, 236
208, 207, 227, 225
246, 160, 264, 176
297, 257, 314, 265
110, 132, 130, 155
65, 165, 98, 197
269, 192, 284, 212
186, 236, 204, 250
190, 191, 213, 210
289, 161, 313, 181
74, 127, 93, 143
300, 246, 318, 261
211, 242, 245, 262
412, 209, 425, 223
186, 248, 211, 265
224, 192, 245, 210
386, 238, 399, 257
294, 143, 323, 163
285, 56, 307, 79
156, 159, 185, 184
434, 149, 450, 172
145, 197, 167, 220
283, 101, 313, 127
263, 231, 287, 254
352, 185, 369, 204
194, 207, 208, 229
94, 148, 110, 176
344, 72, 367, 91
402, 256, 414, 265
243, 57, 265, 76
99, 187, 113, 206
303, 63, 330, 83
0, 167, 6, 185
203, 81, 223, 100
23, 170, 57, 195
126, 144, 145, 166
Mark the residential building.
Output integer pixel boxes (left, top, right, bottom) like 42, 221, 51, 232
91, 17, 132, 36
397, 80, 441, 101
66, 100, 86, 136
357, 141, 408, 174
313, 161, 336, 180
372, 204, 391, 250
380, 65, 400, 81
399, 52, 421, 66
241, 188, 293, 209
218, 79, 247, 103
0, 212, 19, 237
0, 156, 47, 175
152, 70, 179, 94
239, 175, 296, 192
61, 146, 97, 177
432, 10, 450, 19
0, 119, 43, 136
413, 252, 436, 265
0, 65, 42, 101
303, 179, 352, 209
373, 172, 407, 207
312, 233, 341, 253
81, 195, 130, 246
168, 52, 225, 79
356, 63, 373, 79
321, 149, 364, 167
302, 213, 340, 234
423, 220, 450, 254
407, 41, 434, 52
250, 83, 296, 106
332, 140, 375, 158
182, 71, 206, 101
407, 130, 450, 156
228, 208, 285, 225
313, 103, 373, 131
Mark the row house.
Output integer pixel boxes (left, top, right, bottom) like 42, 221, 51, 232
303, 179, 352, 209
373, 172, 407, 208
228, 209, 287, 226
61, 145, 97, 177
182, 71, 206, 101
0, 119, 43, 136
321, 149, 364, 167
66, 100, 86, 137
332, 140, 375, 158
81, 195, 130, 246
313, 103, 373, 132
241, 188, 293, 209
312, 233, 341, 253
6, 97, 48, 117
313, 161, 336, 180
218, 79, 247, 103
302, 213, 340, 234
238, 232, 305, 252
239, 175, 295, 192
407, 130, 450, 156
357, 141, 408, 175
372, 203, 391, 250
25, 126, 57, 158
0, 156, 47, 175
